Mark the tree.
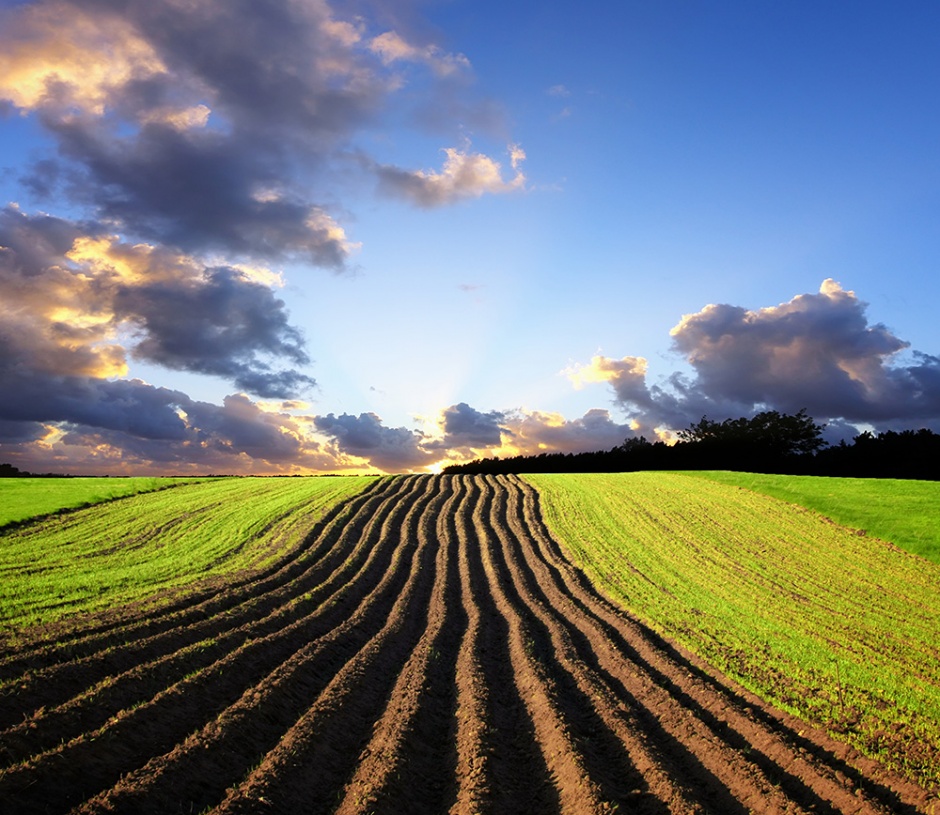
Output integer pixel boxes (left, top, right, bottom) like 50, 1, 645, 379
678, 409, 827, 458
619, 435, 652, 452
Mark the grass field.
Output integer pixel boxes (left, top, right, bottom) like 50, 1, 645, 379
526, 471, 940, 784
0, 476, 377, 632
0, 477, 211, 528
2, 473, 931, 813
680, 470, 940, 564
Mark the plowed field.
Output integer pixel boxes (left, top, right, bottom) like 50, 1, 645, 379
0, 475, 933, 814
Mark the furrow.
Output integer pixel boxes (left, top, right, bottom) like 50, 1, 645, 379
208, 476, 447, 815
0, 476, 416, 764
453, 475, 559, 814
471, 476, 614, 815
498, 474, 785, 813
0, 476, 429, 814
332, 475, 464, 815
2, 473, 929, 815
510, 474, 920, 815
0, 477, 387, 677
0, 476, 405, 733
448, 475, 496, 815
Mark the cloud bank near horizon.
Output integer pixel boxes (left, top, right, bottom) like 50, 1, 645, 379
1, 2, 938, 475
4, 276, 939, 474
0, 0, 530, 474
568, 280, 940, 443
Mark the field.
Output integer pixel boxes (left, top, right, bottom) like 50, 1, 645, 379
0, 476, 374, 631
680, 471, 940, 564
528, 472, 940, 788
0, 473, 937, 813
0, 476, 211, 528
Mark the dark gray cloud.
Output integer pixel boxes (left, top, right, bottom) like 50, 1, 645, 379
314, 411, 434, 471
0, 204, 84, 273
183, 394, 316, 463
115, 264, 314, 397
0, 205, 314, 399
0, 419, 48, 444
42, 117, 354, 268
0, 372, 336, 474
2, 0, 387, 266
438, 401, 506, 447
501, 408, 637, 454
668, 280, 939, 423
0, 369, 190, 441
581, 280, 940, 437
1, 0, 510, 266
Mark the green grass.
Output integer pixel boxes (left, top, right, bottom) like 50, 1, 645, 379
0, 476, 376, 632
0, 477, 211, 527
526, 471, 940, 787
679, 470, 940, 563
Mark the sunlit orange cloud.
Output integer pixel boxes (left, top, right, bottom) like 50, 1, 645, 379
375, 143, 527, 207
420, 146, 526, 196
3, 402, 379, 477
565, 355, 648, 389
140, 104, 211, 130
669, 279, 910, 409
369, 30, 471, 77
427, 406, 638, 471
2, 220, 302, 389
0, 2, 165, 115
304, 210, 361, 258
66, 236, 150, 283
1, 255, 126, 378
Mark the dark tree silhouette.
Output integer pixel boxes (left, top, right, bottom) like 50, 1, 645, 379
444, 410, 940, 480
677, 409, 827, 457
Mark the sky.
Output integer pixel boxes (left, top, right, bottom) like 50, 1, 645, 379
1, 0, 939, 475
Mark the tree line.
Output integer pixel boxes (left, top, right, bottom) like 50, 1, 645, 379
0, 462, 82, 478
444, 410, 940, 480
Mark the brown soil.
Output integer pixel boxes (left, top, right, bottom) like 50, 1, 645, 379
0, 474, 935, 814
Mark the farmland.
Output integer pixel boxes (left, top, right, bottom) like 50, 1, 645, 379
0, 476, 212, 528
0, 476, 374, 631
528, 472, 940, 788
0, 473, 937, 813
680, 470, 940, 563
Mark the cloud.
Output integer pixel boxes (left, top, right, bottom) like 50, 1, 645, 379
420, 403, 637, 466
310, 402, 638, 473
0, 0, 549, 476
313, 412, 435, 472
575, 280, 940, 435
0, 205, 313, 398
566, 354, 699, 435
437, 402, 507, 448
374, 144, 526, 207
0, 1, 365, 267
370, 30, 471, 77
499, 408, 637, 455
0, 387, 343, 476
668, 279, 935, 422
114, 263, 313, 397
0, 0, 509, 267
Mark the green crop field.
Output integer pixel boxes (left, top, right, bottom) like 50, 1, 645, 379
526, 471, 940, 783
680, 470, 940, 564
0, 476, 377, 633
0, 477, 212, 528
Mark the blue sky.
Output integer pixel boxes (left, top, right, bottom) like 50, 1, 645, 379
1, 0, 938, 474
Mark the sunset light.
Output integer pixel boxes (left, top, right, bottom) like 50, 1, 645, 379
1, 1, 938, 474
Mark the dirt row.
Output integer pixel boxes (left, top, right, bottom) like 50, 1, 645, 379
0, 474, 933, 814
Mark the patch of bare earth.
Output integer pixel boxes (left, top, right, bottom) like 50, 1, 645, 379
0, 474, 935, 814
